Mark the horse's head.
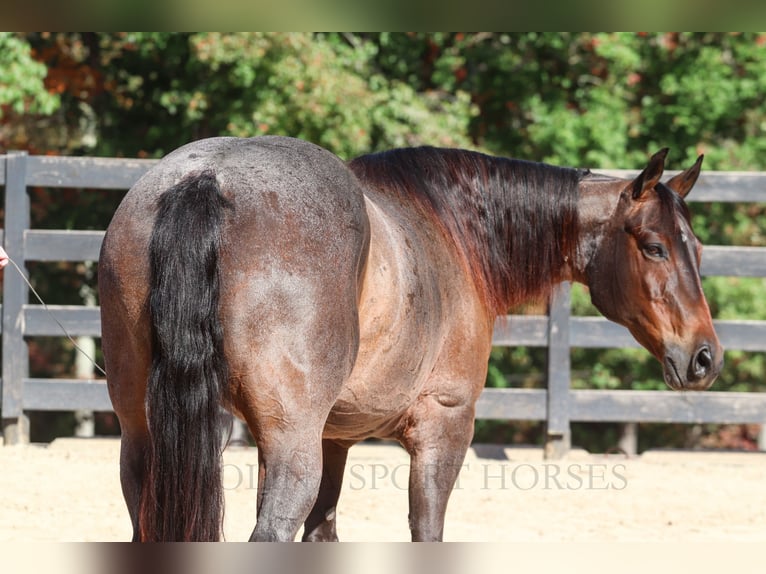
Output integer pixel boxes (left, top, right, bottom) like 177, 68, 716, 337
582, 149, 722, 390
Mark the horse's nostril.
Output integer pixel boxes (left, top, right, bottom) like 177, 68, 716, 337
693, 346, 713, 379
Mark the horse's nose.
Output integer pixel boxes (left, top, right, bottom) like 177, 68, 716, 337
687, 344, 722, 389
692, 346, 712, 379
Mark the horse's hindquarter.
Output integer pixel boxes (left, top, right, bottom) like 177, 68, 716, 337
104, 136, 372, 427
324, 192, 494, 441
212, 140, 372, 427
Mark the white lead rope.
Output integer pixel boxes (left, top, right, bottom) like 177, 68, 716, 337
0, 247, 107, 377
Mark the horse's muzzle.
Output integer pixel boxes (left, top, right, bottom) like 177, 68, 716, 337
663, 342, 723, 391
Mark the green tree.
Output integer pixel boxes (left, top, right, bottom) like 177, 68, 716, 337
18, 33, 474, 159
0, 33, 59, 119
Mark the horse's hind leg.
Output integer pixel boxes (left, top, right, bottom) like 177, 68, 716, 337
247, 424, 324, 541
101, 299, 152, 541
119, 424, 149, 541
301, 439, 352, 541
108, 359, 151, 541
111, 355, 151, 542
227, 315, 358, 542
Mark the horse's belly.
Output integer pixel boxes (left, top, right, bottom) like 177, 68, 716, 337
322, 294, 443, 441
323, 353, 429, 440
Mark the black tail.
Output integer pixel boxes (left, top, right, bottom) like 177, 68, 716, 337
140, 170, 232, 541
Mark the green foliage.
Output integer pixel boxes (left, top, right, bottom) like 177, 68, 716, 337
26, 33, 475, 159
401, 32, 766, 170
0, 33, 59, 117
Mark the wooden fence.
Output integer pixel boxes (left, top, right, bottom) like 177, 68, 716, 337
1, 151, 766, 457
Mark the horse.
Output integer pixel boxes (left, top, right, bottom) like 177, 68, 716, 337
98, 136, 722, 542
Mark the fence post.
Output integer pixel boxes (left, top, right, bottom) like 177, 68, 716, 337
618, 422, 639, 456
74, 262, 97, 438
2, 151, 30, 444
544, 282, 571, 459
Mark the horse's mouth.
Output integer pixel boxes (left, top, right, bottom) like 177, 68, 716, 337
663, 356, 684, 390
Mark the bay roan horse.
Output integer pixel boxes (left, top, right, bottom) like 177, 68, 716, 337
99, 136, 722, 542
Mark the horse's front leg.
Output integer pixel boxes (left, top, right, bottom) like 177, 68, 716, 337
400, 395, 475, 541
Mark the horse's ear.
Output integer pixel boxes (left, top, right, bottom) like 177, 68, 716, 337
631, 148, 669, 200
664, 154, 703, 199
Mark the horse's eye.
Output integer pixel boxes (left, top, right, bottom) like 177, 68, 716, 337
642, 243, 668, 260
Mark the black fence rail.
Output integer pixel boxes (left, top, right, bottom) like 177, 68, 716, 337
1, 151, 765, 457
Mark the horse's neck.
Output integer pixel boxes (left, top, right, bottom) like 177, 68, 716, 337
463, 158, 582, 313
569, 183, 624, 284
352, 150, 584, 314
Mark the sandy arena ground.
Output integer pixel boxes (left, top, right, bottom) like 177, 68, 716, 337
1, 438, 764, 542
